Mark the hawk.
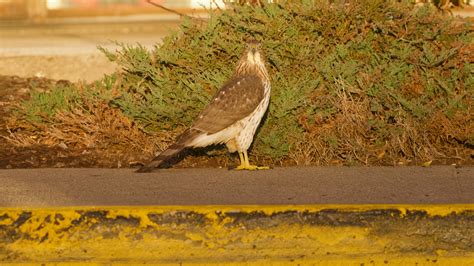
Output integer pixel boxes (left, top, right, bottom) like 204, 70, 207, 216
137, 40, 271, 172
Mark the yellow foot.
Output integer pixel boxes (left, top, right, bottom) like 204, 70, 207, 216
234, 165, 270, 170
234, 151, 270, 170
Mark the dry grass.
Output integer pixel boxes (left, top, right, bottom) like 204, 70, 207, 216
5, 97, 185, 164
290, 79, 372, 166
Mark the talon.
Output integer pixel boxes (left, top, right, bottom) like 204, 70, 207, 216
232, 150, 270, 170
234, 165, 270, 171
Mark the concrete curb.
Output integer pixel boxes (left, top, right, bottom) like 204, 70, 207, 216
1, 205, 473, 264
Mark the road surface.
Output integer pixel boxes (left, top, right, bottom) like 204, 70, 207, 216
1, 166, 472, 207
0, 18, 180, 82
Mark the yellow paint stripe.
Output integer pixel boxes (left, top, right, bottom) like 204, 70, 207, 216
1, 204, 473, 264
2, 203, 472, 214
3, 258, 474, 266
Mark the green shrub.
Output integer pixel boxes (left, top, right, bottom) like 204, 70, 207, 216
11, 0, 473, 166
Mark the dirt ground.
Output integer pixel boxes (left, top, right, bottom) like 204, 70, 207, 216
0, 75, 94, 168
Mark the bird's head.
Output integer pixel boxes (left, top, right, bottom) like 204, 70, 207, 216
235, 39, 268, 77
243, 39, 264, 66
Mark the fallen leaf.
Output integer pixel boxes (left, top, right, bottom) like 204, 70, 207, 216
422, 160, 433, 167
377, 150, 385, 159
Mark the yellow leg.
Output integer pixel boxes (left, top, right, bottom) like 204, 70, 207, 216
243, 150, 250, 166
238, 152, 245, 167
235, 150, 270, 170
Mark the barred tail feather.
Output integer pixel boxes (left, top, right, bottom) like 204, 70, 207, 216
136, 129, 200, 173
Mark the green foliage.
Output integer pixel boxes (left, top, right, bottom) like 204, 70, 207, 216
14, 0, 473, 165
21, 83, 83, 123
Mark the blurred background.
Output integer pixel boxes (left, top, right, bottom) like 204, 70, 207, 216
0, 0, 472, 82
0, 0, 225, 82
0, 0, 221, 20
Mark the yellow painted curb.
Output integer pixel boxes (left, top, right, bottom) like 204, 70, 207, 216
1, 205, 473, 264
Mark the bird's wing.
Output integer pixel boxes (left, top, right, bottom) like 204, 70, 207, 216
192, 75, 265, 134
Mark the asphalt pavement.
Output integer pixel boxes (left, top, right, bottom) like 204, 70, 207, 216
1, 166, 472, 207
